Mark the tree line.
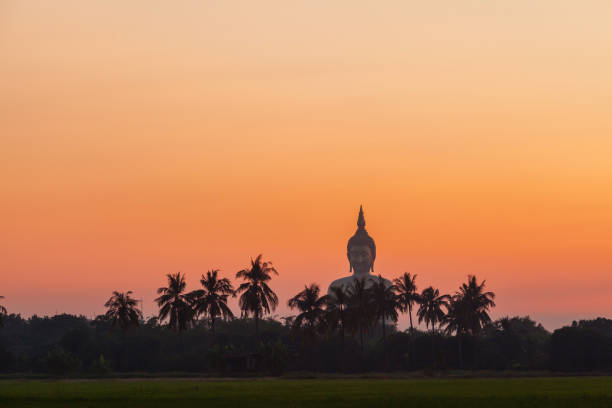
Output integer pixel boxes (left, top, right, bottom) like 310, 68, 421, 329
102, 254, 495, 366
1, 255, 611, 374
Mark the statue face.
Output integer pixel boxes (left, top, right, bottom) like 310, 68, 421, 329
349, 244, 372, 275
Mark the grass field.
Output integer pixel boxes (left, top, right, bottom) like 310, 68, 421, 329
0, 377, 611, 408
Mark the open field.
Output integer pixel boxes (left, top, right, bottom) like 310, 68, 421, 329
0, 377, 611, 408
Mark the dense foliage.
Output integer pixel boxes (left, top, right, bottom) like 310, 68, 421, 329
0, 312, 610, 374
0, 259, 610, 375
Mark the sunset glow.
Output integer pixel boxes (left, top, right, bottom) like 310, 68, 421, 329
1, 1, 611, 330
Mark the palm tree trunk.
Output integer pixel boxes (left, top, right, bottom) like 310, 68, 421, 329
121, 329, 127, 371
359, 325, 364, 353
211, 316, 216, 338
180, 329, 185, 353
408, 305, 416, 369
381, 314, 387, 370
340, 310, 345, 350
255, 313, 259, 341
381, 314, 386, 344
431, 324, 435, 368
458, 333, 463, 369
408, 305, 414, 333
340, 309, 345, 373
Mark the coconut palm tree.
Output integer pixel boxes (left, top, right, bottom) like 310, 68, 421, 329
443, 275, 495, 369
189, 269, 235, 337
394, 272, 420, 367
345, 279, 374, 352
326, 286, 350, 349
370, 276, 398, 346
417, 286, 450, 333
235, 254, 279, 339
394, 273, 420, 333
287, 283, 328, 337
417, 286, 450, 366
456, 275, 496, 335
103, 291, 142, 331
155, 272, 194, 331
0, 296, 6, 327
443, 296, 470, 368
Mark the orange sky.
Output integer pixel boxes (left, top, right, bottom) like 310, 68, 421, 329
1, 1, 611, 330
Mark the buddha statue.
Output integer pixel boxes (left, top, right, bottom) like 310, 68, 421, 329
328, 206, 392, 297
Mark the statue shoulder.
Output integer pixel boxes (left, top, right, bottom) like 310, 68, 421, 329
328, 276, 355, 294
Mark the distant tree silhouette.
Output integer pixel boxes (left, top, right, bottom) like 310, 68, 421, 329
394, 272, 420, 367
155, 272, 194, 332
443, 276, 495, 368
456, 275, 496, 335
490, 316, 550, 369
326, 286, 350, 350
287, 284, 328, 338
0, 296, 6, 327
189, 269, 235, 337
371, 276, 398, 347
236, 254, 279, 339
345, 279, 374, 352
394, 273, 420, 333
417, 286, 450, 365
103, 291, 142, 331
417, 286, 450, 333
443, 296, 470, 368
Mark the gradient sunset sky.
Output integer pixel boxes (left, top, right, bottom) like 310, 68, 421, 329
2, 1, 611, 330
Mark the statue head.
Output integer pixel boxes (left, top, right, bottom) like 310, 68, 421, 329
347, 206, 376, 275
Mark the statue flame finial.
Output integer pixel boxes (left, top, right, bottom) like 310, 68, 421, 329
357, 205, 365, 230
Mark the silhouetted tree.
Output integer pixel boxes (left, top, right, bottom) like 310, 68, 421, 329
417, 286, 449, 333
417, 286, 450, 365
155, 272, 194, 332
345, 279, 374, 352
488, 316, 550, 369
288, 283, 327, 372
443, 296, 470, 368
456, 275, 496, 335
326, 286, 349, 349
443, 276, 495, 368
287, 284, 328, 337
236, 254, 279, 339
103, 291, 142, 331
0, 296, 6, 327
189, 269, 235, 337
394, 273, 420, 333
371, 276, 398, 346
394, 272, 420, 367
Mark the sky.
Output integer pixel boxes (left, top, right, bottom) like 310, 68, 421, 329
1, 1, 611, 330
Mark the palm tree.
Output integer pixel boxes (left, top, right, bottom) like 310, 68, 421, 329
288, 283, 327, 372
417, 286, 450, 366
370, 276, 398, 346
0, 296, 6, 327
394, 272, 420, 367
394, 273, 420, 333
287, 284, 328, 338
443, 296, 470, 368
444, 275, 495, 369
155, 272, 194, 331
235, 254, 279, 339
345, 279, 374, 352
103, 291, 142, 331
189, 269, 235, 337
326, 286, 350, 349
456, 275, 496, 335
417, 286, 449, 333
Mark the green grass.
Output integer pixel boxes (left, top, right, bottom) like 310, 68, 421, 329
0, 377, 611, 408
